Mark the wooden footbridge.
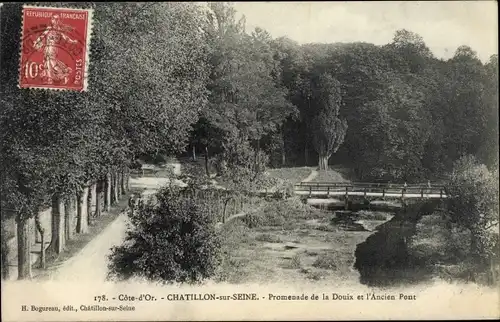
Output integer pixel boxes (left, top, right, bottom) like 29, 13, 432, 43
294, 182, 447, 200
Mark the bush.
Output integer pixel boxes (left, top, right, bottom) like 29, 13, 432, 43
312, 252, 337, 270
214, 136, 269, 185
255, 233, 282, 243
446, 155, 499, 264
240, 199, 324, 229
130, 159, 143, 170
107, 186, 221, 284
287, 254, 302, 269
241, 212, 265, 228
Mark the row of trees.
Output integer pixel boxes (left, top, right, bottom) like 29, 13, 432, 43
1, 2, 213, 279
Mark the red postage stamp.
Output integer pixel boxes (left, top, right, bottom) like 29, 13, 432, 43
19, 6, 93, 91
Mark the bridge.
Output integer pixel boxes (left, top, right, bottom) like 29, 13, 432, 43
293, 182, 447, 200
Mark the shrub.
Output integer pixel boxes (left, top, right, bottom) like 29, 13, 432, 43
284, 254, 302, 269
220, 219, 252, 246
214, 136, 269, 185
107, 186, 221, 284
130, 159, 143, 170
313, 252, 337, 270
241, 212, 265, 228
240, 200, 323, 229
255, 233, 282, 243
305, 270, 327, 281
445, 155, 499, 266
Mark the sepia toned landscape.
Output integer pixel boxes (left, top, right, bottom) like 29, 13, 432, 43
1, 1, 499, 320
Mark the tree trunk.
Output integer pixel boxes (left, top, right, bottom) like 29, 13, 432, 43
204, 146, 210, 177
95, 180, 103, 218
120, 169, 126, 195
34, 214, 45, 269
47, 194, 65, 255
125, 169, 130, 192
104, 173, 111, 212
1, 223, 10, 279
16, 217, 32, 280
222, 198, 231, 224
304, 142, 309, 166
318, 146, 329, 170
470, 229, 483, 265
113, 172, 119, 203
281, 126, 286, 166
192, 145, 197, 161
87, 184, 92, 226
64, 195, 75, 241
117, 171, 122, 198
88, 183, 97, 226
76, 187, 89, 234
256, 138, 261, 168
110, 172, 117, 205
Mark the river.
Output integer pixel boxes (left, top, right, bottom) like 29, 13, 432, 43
317, 200, 443, 287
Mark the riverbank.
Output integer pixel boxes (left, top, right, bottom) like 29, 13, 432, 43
214, 198, 392, 285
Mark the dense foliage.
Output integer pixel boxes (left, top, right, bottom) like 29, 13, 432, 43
258, 31, 499, 181
107, 187, 221, 284
446, 155, 499, 265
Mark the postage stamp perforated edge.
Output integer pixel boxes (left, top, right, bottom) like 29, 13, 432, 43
17, 5, 94, 92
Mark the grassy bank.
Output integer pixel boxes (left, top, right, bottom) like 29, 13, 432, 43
310, 166, 351, 183
214, 198, 389, 285
266, 167, 314, 184
408, 212, 500, 286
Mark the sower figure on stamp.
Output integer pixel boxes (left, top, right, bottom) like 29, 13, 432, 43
33, 14, 78, 85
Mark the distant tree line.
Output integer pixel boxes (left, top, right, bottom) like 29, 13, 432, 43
247, 31, 498, 182
187, 5, 498, 183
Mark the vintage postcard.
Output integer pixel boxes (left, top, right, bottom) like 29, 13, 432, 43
1, 1, 499, 321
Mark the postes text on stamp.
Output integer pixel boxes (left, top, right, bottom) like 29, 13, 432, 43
19, 6, 93, 91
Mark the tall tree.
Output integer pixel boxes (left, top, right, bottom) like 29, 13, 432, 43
309, 73, 348, 170
202, 2, 295, 180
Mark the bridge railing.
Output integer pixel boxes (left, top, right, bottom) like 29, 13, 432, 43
293, 182, 447, 199
295, 181, 443, 189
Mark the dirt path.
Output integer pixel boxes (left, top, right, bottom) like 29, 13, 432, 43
47, 212, 129, 282
301, 169, 319, 183
45, 175, 177, 282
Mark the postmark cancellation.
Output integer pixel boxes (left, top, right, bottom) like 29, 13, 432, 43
18, 5, 93, 91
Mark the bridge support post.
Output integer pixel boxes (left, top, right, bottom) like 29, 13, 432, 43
402, 200, 408, 212
344, 186, 349, 210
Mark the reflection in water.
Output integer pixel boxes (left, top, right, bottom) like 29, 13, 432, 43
330, 211, 370, 232
353, 201, 440, 287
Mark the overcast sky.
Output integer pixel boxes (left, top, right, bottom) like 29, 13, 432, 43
233, 1, 498, 63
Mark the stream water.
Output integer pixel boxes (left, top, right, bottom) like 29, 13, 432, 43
321, 201, 442, 287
